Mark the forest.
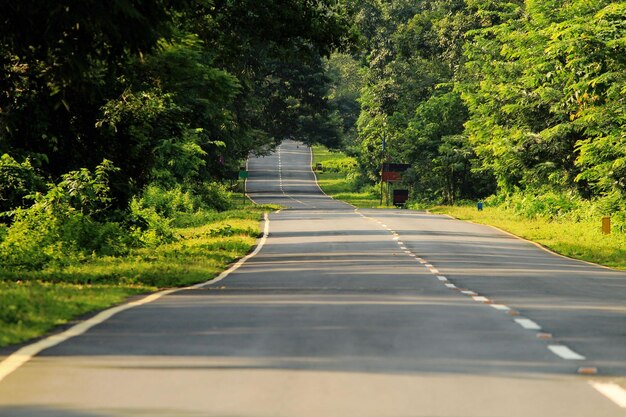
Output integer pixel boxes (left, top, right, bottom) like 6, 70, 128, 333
1, 0, 626, 275
0, 0, 351, 273
327, 0, 626, 231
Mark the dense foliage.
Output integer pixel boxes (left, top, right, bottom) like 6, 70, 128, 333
2, 0, 626, 274
327, 0, 626, 226
0, 0, 353, 271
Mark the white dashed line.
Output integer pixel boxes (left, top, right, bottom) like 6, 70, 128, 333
548, 345, 586, 360
590, 382, 626, 408
356, 211, 595, 375
514, 318, 541, 330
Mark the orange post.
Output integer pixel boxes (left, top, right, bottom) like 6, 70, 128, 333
602, 216, 611, 235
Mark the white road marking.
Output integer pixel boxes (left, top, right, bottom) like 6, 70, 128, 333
400, 246, 407, 250
404, 250, 412, 254
445, 283, 457, 289
0, 290, 173, 382
590, 382, 626, 408
429, 268, 440, 274
461, 290, 477, 295
382, 224, 387, 228
0, 213, 272, 383
472, 296, 490, 303
393, 237, 399, 241
437, 276, 448, 282
490, 304, 510, 311
424, 264, 433, 268
548, 345, 586, 360
514, 318, 541, 330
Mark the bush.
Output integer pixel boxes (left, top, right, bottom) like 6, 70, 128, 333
0, 154, 46, 216
127, 198, 176, 248
192, 182, 232, 211
137, 184, 201, 218
0, 160, 128, 270
320, 156, 358, 173
136, 182, 232, 217
498, 189, 584, 220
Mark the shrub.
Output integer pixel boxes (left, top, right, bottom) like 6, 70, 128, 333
0, 160, 128, 270
192, 182, 232, 211
127, 198, 176, 248
0, 154, 46, 216
320, 156, 358, 173
137, 184, 200, 218
499, 189, 584, 220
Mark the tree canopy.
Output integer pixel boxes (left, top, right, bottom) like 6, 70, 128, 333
0, 0, 353, 206
2, 0, 626, 216
326, 0, 626, 211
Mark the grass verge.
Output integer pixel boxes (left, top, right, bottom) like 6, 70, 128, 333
311, 146, 626, 270
312, 145, 383, 208
0, 202, 275, 348
429, 205, 626, 270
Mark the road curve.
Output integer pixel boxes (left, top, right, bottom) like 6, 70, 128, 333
0, 140, 625, 416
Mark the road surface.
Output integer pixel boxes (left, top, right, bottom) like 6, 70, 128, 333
0, 140, 625, 416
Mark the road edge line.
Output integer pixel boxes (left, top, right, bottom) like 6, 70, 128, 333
193, 212, 269, 288
245, 157, 258, 204
309, 145, 357, 210
434, 212, 619, 272
590, 381, 626, 408
0, 213, 270, 384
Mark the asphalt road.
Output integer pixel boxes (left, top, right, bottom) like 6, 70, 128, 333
0, 140, 625, 416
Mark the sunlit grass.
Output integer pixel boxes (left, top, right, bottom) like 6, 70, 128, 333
0, 281, 147, 347
312, 146, 626, 270
430, 205, 626, 270
312, 146, 383, 208
0, 205, 271, 347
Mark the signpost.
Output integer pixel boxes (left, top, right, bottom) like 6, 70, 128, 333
381, 163, 410, 206
239, 168, 248, 206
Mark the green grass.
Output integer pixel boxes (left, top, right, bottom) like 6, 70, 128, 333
0, 281, 147, 346
312, 146, 626, 270
312, 145, 385, 208
430, 205, 626, 270
0, 203, 275, 348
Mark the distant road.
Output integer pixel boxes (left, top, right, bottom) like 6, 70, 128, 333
0, 140, 625, 416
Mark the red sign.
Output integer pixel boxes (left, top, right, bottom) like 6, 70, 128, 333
382, 171, 402, 182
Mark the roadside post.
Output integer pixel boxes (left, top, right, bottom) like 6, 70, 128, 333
239, 167, 248, 206
381, 163, 410, 207
602, 216, 611, 235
